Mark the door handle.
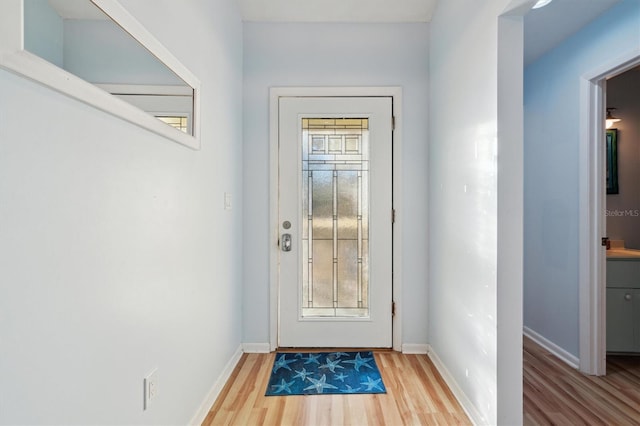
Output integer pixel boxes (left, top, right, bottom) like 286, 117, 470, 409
281, 233, 292, 252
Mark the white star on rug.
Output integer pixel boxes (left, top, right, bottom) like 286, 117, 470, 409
303, 353, 321, 365
271, 379, 295, 394
334, 372, 348, 382
341, 384, 361, 393
360, 376, 383, 392
272, 354, 296, 373
319, 357, 344, 373
343, 353, 374, 372
304, 374, 339, 394
292, 367, 313, 381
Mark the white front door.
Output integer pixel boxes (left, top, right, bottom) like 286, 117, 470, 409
278, 96, 393, 348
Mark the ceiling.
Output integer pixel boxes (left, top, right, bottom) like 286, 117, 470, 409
237, 0, 437, 22
523, 0, 620, 65
48, 0, 108, 19
47, 0, 621, 66
237, 0, 620, 66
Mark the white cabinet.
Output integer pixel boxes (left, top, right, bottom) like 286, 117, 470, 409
606, 288, 639, 352
606, 259, 640, 353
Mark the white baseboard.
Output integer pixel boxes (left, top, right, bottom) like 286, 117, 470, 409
402, 343, 429, 354
242, 342, 271, 353
189, 345, 243, 426
427, 345, 485, 426
523, 326, 579, 369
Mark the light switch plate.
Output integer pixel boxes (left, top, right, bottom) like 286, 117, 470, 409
224, 192, 232, 210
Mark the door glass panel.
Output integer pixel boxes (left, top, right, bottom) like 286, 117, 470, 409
311, 171, 334, 240
337, 171, 358, 239
301, 118, 369, 318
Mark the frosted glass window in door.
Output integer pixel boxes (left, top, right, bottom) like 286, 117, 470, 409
301, 118, 369, 318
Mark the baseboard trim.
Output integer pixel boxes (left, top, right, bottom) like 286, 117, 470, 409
189, 345, 243, 425
427, 345, 484, 426
402, 343, 429, 354
523, 326, 579, 369
242, 342, 271, 353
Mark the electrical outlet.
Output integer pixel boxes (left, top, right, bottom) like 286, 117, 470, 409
224, 192, 232, 210
144, 369, 158, 410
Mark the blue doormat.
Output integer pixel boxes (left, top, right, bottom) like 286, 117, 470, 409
265, 351, 386, 396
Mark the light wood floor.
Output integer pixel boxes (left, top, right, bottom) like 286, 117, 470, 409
202, 351, 471, 425
523, 336, 640, 425
203, 339, 640, 425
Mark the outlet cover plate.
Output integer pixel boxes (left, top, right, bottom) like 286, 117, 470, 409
144, 369, 158, 410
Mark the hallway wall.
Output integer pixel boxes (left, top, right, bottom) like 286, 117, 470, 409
0, 0, 244, 423
524, 0, 640, 359
429, 0, 524, 423
242, 23, 430, 347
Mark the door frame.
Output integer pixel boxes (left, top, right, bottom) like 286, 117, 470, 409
269, 86, 403, 351
579, 49, 640, 375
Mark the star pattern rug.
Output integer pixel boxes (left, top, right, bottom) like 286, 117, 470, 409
265, 351, 386, 396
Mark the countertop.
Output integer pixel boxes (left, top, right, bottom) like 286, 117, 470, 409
607, 248, 640, 259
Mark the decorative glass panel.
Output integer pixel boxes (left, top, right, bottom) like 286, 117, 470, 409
328, 136, 342, 153
156, 115, 189, 133
337, 171, 358, 239
301, 118, 369, 318
337, 240, 358, 308
311, 171, 334, 240
312, 240, 334, 308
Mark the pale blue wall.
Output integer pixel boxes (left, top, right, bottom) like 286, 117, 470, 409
524, 0, 640, 357
23, 0, 183, 86
242, 23, 430, 346
64, 19, 182, 85
0, 0, 243, 423
24, 0, 63, 67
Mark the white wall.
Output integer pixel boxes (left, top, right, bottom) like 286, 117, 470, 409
606, 68, 640, 248
64, 19, 182, 85
429, 0, 524, 423
242, 23, 429, 346
0, 0, 243, 424
524, 0, 640, 358
23, 1, 181, 86
23, 0, 63, 68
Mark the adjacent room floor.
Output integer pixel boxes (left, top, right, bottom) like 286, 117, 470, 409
524, 336, 640, 425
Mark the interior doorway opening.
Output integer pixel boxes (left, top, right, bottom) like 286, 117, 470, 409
603, 65, 640, 362
579, 52, 640, 376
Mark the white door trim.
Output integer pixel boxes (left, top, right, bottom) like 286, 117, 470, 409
579, 49, 640, 375
269, 86, 403, 351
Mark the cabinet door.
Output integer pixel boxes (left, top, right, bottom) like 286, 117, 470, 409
607, 288, 635, 353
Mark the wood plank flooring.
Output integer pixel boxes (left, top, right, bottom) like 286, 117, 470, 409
523, 336, 640, 425
203, 339, 640, 425
202, 351, 471, 425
